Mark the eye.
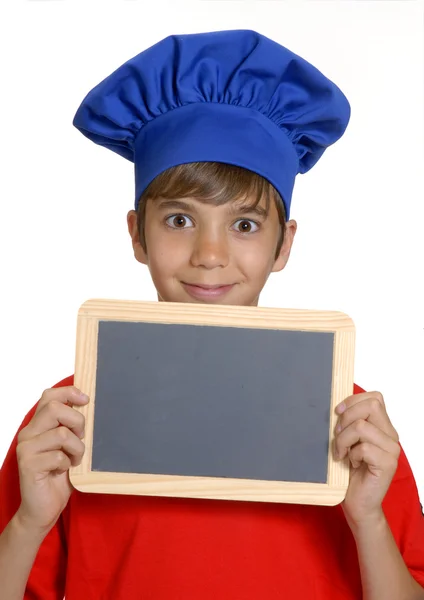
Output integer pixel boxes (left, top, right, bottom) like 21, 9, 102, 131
165, 214, 194, 229
233, 219, 260, 233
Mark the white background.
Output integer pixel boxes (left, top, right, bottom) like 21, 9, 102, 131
0, 1, 423, 501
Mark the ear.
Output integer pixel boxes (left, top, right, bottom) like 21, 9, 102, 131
271, 219, 297, 273
127, 210, 148, 265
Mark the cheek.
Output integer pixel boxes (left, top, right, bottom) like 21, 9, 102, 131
234, 237, 276, 272
147, 237, 187, 275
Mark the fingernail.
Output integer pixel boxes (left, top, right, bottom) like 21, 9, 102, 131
336, 423, 342, 433
336, 403, 346, 414
79, 393, 89, 402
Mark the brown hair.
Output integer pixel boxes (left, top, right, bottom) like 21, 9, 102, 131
136, 162, 286, 258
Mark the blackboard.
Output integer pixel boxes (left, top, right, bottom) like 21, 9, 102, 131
70, 299, 355, 505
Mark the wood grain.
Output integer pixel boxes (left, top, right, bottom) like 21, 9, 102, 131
69, 299, 354, 505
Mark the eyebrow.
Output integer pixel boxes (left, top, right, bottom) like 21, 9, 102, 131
156, 199, 268, 218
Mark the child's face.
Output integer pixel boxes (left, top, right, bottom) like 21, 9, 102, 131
127, 192, 297, 307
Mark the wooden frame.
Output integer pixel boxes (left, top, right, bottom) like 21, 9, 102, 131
69, 299, 355, 505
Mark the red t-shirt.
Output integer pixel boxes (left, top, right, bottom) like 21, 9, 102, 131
1, 376, 423, 599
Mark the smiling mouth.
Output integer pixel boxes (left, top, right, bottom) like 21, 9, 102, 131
181, 282, 235, 299
183, 283, 233, 289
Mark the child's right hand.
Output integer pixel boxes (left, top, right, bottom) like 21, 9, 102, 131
14, 387, 88, 535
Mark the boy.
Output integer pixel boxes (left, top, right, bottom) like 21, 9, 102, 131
0, 30, 423, 599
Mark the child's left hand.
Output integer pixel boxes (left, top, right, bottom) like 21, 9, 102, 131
334, 391, 400, 531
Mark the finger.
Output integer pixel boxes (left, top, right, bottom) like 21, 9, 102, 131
337, 391, 386, 413
20, 450, 73, 476
347, 441, 399, 475
335, 419, 400, 460
19, 401, 86, 443
336, 397, 398, 441
18, 427, 86, 468
35, 387, 89, 414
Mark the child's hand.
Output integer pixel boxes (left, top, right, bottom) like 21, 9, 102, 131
334, 391, 400, 531
15, 387, 88, 535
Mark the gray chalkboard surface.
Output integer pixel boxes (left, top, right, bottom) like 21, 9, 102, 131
70, 300, 355, 505
92, 321, 333, 483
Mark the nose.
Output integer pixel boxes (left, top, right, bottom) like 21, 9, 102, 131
190, 229, 230, 269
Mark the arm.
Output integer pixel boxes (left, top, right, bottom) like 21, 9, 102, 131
0, 380, 87, 599
335, 389, 424, 599
0, 514, 48, 600
352, 512, 424, 600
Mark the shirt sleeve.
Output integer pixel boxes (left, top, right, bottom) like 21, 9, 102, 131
354, 383, 424, 588
0, 376, 74, 600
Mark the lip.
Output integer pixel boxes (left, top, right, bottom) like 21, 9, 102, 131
182, 282, 235, 300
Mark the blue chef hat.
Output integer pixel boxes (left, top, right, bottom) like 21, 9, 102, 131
73, 30, 351, 219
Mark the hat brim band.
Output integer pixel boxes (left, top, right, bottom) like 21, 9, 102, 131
134, 102, 299, 219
